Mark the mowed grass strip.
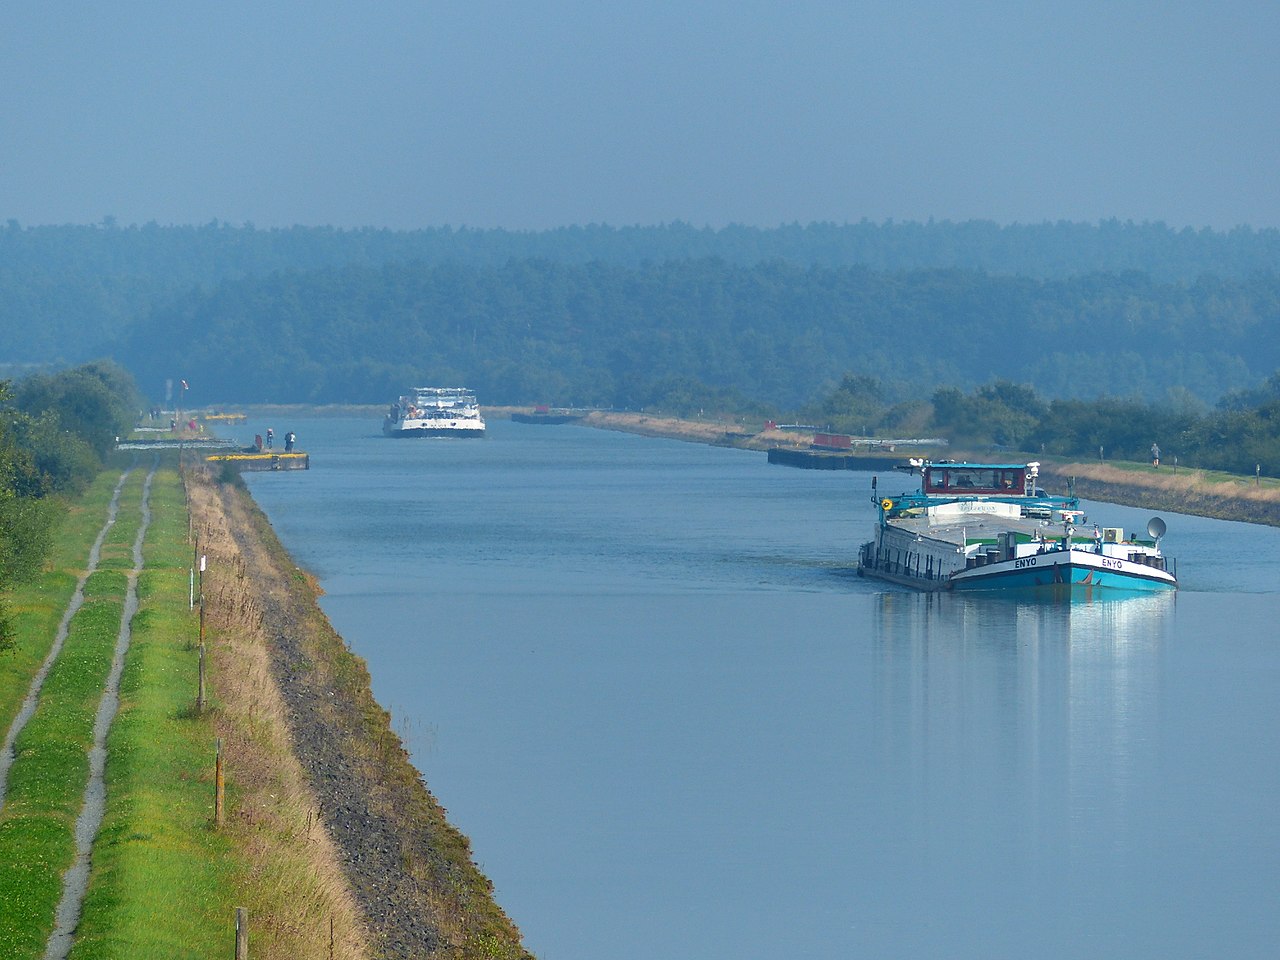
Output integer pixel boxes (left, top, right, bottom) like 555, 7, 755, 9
0, 571, 130, 959
67, 467, 241, 959
0, 472, 130, 744
4, 463, 369, 959
92, 470, 146, 574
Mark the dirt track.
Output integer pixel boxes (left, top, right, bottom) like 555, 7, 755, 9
46, 465, 156, 960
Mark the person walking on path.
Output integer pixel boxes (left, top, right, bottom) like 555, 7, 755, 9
1151, 442, 1161, 468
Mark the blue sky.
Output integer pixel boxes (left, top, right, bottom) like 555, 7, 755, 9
2, 1, 1277, 229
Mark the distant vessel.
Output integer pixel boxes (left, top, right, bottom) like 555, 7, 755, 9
511, 405, 584, 425
383, 387, 486, 438
857, 460, 1177, 593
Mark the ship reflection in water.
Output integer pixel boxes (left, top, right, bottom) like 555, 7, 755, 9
860, 590, 1176, 952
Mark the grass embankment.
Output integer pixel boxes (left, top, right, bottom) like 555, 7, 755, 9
576, 409, 810, 450
0, 462, 370, 959
0, 473, 122, 772
71, 461, 368, 959
188, 469, 532, 960
573, 410, 1280, 526
1039, 461, 1280, 526
0, 470, 142, 957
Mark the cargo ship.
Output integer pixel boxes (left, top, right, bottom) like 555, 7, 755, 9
857, 460, 1177, 593
383, 387, 486, 438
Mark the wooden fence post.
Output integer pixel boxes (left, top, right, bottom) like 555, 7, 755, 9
215, 738, 225, 828
197, 643, 206, 714
235, 906, 248, 959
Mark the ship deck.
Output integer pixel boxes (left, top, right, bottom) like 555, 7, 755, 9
886, 513, 1062, 547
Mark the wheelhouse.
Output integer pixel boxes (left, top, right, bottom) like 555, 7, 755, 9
921, 462, 1035, 498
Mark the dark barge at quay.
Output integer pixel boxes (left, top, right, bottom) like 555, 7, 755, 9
511, 406, 585, 425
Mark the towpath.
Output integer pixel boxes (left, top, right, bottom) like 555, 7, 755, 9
43, 460, 156, 959
0, 469, 132, 810
0, 463, 160, 958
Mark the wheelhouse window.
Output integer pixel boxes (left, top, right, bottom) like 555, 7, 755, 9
924, 467, 1024, 495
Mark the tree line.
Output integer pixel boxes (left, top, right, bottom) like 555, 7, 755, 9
111, 257, 1278, 410
0, 360, 142, 651
812, 373, 1280, 477
4, 217, 1277, 282
1, 217, 1277, 371
1, 218, 1276, 444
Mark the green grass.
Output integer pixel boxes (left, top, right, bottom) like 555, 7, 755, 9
0, 463, 236, 960
0, 816, 67, 957
67, 467, 240, 960
94, 471, 146, 573
0, 472, 138, 958
0, 574, 129, 958
1052, 454, 1280, 490
0, 461, 370, 958
0, 471, 131, 746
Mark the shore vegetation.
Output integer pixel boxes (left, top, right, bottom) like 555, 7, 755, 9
0, 353, 528, 956
807, 374, 1280, 482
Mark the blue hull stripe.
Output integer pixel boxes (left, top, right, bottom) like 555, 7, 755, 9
950, 561, 1174, 592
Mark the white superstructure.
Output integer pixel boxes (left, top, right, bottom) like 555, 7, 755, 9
383, 387, 486, 438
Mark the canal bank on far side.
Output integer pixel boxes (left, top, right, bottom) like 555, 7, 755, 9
552, 410, 1280, 528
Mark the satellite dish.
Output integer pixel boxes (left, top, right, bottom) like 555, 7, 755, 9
1147, 516, 1167, 540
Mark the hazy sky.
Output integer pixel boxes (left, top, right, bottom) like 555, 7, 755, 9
2, 1, 1277, 230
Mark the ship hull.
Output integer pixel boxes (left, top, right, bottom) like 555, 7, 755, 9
858, 539, 1176, 594
948, 549, 1175, 592
382, 422, 485, 438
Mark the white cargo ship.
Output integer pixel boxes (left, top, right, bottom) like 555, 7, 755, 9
383, 387, 486, 438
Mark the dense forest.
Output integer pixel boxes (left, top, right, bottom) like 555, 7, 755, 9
111, 258, 1275, 408
0, 219, 1276, 405
4, 218, 1277, 286
0, 218, 1276, 414
0, 220, 1278, 478
0, 361, 142, 651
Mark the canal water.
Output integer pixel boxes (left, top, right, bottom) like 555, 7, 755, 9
239, 416, 1280, 960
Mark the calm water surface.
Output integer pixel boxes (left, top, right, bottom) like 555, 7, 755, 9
240, 417, 1280, 959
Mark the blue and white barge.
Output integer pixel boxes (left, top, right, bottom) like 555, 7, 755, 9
857, 460, 1176, 593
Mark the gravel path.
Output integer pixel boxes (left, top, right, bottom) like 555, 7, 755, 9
0, 469, 132, 812
43, 461, 156, 960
